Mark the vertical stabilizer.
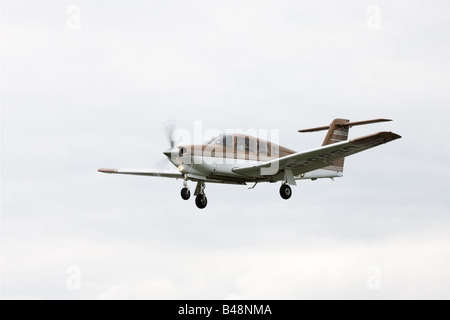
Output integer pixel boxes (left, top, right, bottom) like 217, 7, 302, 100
321, 119, 349, 172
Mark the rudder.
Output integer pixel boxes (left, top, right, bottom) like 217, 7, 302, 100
321, 118, 350, 146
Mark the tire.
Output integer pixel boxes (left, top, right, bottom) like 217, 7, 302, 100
195, 194, 208, 209
280, 184, 292, 200
180, 187, 190, 200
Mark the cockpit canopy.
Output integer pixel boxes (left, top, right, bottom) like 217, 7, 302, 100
207, 134, 234, 148
206, 133, 283, 157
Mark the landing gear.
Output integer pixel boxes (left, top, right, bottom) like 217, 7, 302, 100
180, 180, 190, 200
194, 181, 208, 209
180, 187, 190, 200
180, 180, 209, 209
195, 194, 208, 209
280, 184, 292, 200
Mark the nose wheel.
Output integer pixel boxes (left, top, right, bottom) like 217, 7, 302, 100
280, 184, 292, 200
180, 179, 191, 200
180, 187, 190, 200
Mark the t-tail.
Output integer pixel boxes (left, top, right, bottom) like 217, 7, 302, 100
298, 118, 392, 176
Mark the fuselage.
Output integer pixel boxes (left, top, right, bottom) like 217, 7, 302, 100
165, 133, 297, 183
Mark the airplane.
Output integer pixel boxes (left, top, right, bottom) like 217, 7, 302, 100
99, 118, 401, 209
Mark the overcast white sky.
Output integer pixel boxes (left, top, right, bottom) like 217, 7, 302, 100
1, 0, 450, 299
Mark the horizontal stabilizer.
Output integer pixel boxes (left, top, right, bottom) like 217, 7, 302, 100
299, 119, 392, 133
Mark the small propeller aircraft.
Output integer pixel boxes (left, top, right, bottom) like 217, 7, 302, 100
99, 118, 401, 209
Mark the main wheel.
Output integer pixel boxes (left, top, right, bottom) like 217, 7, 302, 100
195, 194, 208, 209
181, 187, 190, 200
280, 184, 292, 200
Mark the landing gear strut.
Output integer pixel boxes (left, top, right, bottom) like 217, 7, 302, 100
280, 184, 292, 200
180, 180, 190, 200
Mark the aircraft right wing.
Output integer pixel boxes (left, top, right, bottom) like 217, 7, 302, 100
232, 131, 401, 178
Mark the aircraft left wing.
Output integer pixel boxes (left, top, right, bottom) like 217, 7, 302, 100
232, 131, 401, 178
98, 168, 183, 179
98, 168, 247, 185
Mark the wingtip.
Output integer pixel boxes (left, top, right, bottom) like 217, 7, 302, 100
385, 131, 401, 140
379, 131, 402, 141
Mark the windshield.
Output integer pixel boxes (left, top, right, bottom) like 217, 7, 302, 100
207, 135, 221, 145
207, 134, 233, 147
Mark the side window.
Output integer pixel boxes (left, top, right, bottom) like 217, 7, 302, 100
272, 144, 280, 157
258, 139, 268, 156
248, 138, 256, 153
223, 135, 233, 148
236, 136, 246, 152
244, 137, 249, 152
237, 136, 254, 152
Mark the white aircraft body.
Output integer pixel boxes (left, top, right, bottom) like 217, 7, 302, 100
99, 118, 401, 209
